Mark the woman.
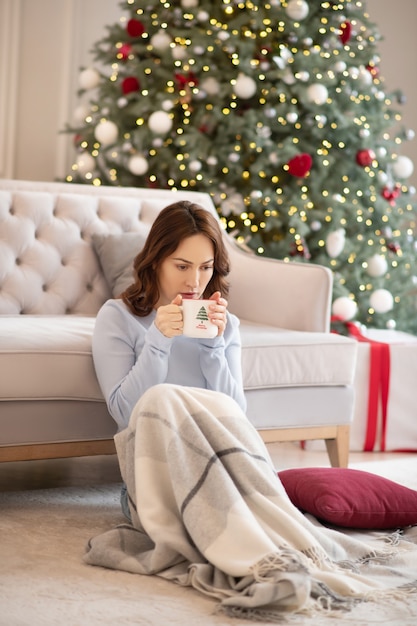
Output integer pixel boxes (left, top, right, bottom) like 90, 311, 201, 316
93, 200, 245, 519
90, 201, 417, 620
93, 199, 245, 434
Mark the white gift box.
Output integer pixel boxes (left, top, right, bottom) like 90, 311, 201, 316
350, 329, 417, 452
305, 329, 417, 453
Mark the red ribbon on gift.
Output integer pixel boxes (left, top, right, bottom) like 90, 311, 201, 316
332, 318, 391, 451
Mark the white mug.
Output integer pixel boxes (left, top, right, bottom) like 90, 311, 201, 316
182, 298, 217, 338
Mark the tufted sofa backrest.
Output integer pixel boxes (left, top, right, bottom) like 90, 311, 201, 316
0, 180, 216, 315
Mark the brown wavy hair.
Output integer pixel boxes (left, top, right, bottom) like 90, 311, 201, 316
121, 200, 230, 316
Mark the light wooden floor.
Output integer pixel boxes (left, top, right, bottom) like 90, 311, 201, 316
0, 441, 412, 492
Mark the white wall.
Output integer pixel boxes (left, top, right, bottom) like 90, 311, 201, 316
1, 0, 416, 186
0, 0, 121, 181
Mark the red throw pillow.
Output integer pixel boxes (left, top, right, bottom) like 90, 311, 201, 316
278, 467, 417, 529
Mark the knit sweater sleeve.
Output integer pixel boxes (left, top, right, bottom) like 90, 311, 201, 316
196, 313, 247, 412
92, 300, 173, 431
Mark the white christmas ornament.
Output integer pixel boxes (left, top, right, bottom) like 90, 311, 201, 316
310, 220, 322, 231
392, 155, 414, 179
150, 30, 171, 52
128, 154, 148, 176
377, 171, 389, 185
334, 61, 347, 73
189, 160, 202, 172
234, 74, 257, 99
172, 46, 187, 61
265, 107, 277, 118
295, 71, 310, 82
76, 152, 95, 174
358, 65, 373, 85
286, 0, 309, 21
366, 254, 388, 278
332, 297, 357, 322
79, 68, 100, 90
217, 31, 230, 42
282, 70, 296, 85
181, 0, 198, 7
162, 99, 174, 111
148, 111, 173, 134
286, 112, 298, 124
207, 156, 218, 166
306, 83, 328, 105
370, 289, 394, 314
73, 104, 90, 124
326, 229, 346, 258
201, 77, 220, 96
94, 120, 118, 145
348, 66, 360, 80
221, 192, 245, 216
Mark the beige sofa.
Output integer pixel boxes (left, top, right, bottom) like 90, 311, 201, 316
0, 179, 357, 466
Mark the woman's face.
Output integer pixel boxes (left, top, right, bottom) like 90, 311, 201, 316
156, 234, 215, 306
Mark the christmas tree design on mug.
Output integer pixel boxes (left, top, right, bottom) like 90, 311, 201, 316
182, 300, 217, 338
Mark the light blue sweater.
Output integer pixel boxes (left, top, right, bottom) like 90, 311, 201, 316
92, 299, 247, 431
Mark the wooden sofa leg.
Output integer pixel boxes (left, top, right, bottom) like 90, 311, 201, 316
325, 425, 350, 468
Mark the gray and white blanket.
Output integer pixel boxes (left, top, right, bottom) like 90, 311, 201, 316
85, 384, 417, 619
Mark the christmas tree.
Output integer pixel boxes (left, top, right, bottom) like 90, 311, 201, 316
65, 0, 417, 334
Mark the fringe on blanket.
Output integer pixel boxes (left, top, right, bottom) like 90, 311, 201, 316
85, 383, 417, 622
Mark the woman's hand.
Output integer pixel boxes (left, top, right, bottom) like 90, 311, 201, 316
208, 291, 228, 337
155, 294, 183, 338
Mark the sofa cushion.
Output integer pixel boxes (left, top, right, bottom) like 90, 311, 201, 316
240, 321, 356, 388
0, 316, 102, 402
278, 467, 417, 529
92, 230, 149, 296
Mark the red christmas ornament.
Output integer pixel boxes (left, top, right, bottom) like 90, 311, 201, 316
339, 21, 352, 44
289, 238, 311, 259
382, 183, 402, 205
122, 76, 140, 95
286, 153, 313, 178
356, 149, 376, 167
118, 43, 133, 60
126, 18, 145, 37
175, 72, 199, 88
387, 241, 401, 254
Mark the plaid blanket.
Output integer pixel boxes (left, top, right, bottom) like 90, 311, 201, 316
85, 384, 417, 619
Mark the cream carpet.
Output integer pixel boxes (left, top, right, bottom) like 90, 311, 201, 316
1, 455, 417, 626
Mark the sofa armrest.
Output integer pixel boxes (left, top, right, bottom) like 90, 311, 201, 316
225, 238, 332, 333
